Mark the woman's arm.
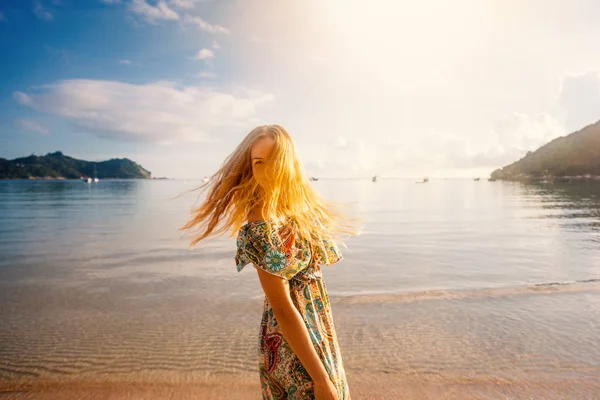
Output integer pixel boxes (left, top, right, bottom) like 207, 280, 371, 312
256, 268, 330, 384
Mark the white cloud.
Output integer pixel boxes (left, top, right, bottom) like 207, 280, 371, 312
306, 109, 569, 177
212, 41, 221, 49
33, 1, 53, 21
184, 14, 229, 34
119, 59, 132, 65
408, 113, 566, 171
13, 79, 274, 144
491, 112, 566, 152
13, 92, 34, 107
456, 71, 600, 171
556, 71, 600, 132
193, 48, 214, 60
15, 119, 50, 134
197, 72, 217, 78
379, 71, 597, 174
333, 136, 347, 148
461, 72, 600, 171
129, 0, 179, 22
168, 0, 195, 9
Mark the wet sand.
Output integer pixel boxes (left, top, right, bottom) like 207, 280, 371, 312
1, 249, 600, 400
2, 278, 600, 399
2, 373, 600, 399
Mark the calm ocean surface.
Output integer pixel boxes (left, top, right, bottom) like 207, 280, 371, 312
1, 178, 599, 397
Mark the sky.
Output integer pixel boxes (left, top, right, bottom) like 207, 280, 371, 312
1, 0, 600, 179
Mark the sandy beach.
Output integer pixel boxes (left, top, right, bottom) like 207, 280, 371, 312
2, 282, 600, 399
2, 372, 600, 399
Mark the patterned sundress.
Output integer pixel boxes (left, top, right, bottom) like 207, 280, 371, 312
235, 217, 351, 400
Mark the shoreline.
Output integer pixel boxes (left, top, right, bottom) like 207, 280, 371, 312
2, 372, 599, 400
489, 175, 600, 182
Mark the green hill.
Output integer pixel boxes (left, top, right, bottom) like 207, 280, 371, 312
0, 151, 152, 180
490, 120, 600, 181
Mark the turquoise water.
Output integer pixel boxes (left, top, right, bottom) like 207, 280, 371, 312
1, 178, 599, 396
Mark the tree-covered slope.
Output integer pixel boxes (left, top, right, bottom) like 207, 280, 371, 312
490, 120, 600, 180
0, 151, 152, 179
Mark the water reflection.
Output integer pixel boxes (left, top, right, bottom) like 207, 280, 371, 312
517, 181, 600, 232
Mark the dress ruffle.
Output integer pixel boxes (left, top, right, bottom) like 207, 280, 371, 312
235, 218, 342, 280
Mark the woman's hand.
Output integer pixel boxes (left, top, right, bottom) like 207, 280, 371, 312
314, 378, 339, 400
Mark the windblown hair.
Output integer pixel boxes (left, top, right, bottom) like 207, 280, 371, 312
180, 125, 360, 249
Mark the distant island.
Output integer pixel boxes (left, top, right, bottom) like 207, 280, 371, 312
490, 120, 600, 181
0, 151, 152, 180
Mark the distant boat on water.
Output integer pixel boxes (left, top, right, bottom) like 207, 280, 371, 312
372, 175, 377, 182
202, 176, 210, 183
416, 176, 429, 184
474, 177, 481, 181
309, 177, 319, 181
82, 164, 99, 183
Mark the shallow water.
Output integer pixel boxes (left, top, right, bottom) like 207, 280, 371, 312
1, 178, 599, 397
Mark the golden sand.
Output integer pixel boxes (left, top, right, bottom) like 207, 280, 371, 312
2, 372, 599, 400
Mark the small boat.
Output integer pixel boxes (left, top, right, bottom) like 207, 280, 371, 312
372, 175, 377, 182
474, 177, 480, 181
309, 177, 319, 182
202, 176, 210, 183
416, 176, 429, 184
93, 164, 99, 183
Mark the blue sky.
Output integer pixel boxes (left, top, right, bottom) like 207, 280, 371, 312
2, 0, 600, 178
1, 0, 239, 177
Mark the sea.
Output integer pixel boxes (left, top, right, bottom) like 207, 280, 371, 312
0, 178, 599, 398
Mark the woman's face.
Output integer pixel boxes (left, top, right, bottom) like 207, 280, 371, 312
251, 136, 275, 186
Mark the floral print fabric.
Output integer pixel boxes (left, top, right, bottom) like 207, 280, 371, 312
236, 218, 351, 400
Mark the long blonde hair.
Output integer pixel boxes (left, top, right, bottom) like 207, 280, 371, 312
180, 125, 360, 248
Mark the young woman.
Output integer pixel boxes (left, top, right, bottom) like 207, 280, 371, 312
182, 125, 359, 400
